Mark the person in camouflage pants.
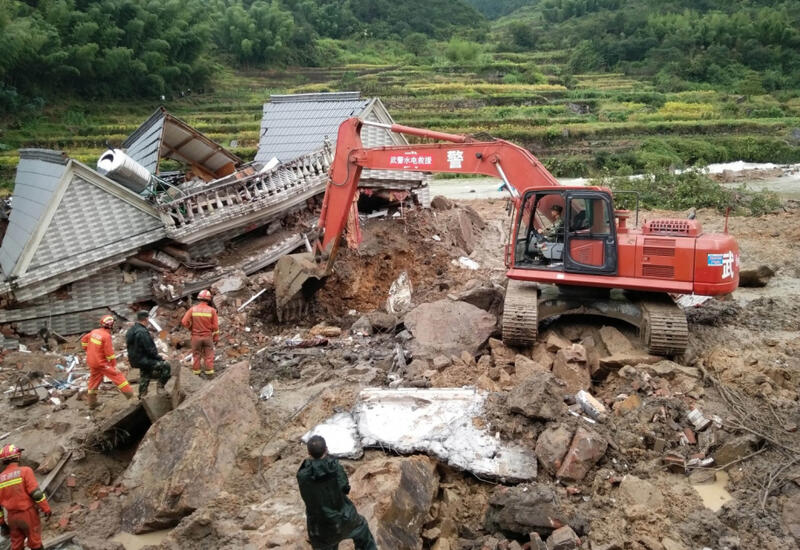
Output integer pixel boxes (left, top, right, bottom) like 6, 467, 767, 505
125, 310, 171, 398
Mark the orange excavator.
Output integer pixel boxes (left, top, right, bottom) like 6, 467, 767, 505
275, 118, 739, 355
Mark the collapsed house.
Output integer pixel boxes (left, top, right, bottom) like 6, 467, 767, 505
0, 93, 429, 337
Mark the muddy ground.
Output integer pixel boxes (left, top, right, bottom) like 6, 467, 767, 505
0, 195, 798, 550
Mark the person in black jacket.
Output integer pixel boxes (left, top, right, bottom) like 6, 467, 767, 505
125, 310, 171, 398
297, 436, 377, 550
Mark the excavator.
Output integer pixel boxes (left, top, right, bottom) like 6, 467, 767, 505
275, 118, 739, 355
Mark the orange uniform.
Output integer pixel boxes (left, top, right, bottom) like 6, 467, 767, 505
181, 302, 219, 375
80, 327, 133, 397
0, 463, 50, 550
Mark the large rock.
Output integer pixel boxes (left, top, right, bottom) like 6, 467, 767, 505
349, 456, 439, 550
485, 484, 569, 536
536, 426, 573, 475
515, 354, 546, 381
739, 265, 774, 287
556, 427, 607, 481
552, 345, 591, 393
546, 526, 581, 549
120, 361, 260, 532
598, 326, 634, 355
456, 281, 504, 313
367, 311, 398, 333
712, 434, 761, 466
404, 300, 496, 357
490, 338, 516, 366
507, 372, 566, 421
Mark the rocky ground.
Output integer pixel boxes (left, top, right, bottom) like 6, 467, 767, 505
0, 195, 798, 550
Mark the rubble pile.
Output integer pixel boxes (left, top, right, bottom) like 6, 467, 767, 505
0, 197, 797, 550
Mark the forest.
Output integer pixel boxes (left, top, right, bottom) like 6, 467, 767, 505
3, 0, 800, 112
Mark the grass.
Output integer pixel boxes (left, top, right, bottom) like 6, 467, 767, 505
2, 45, 800, 196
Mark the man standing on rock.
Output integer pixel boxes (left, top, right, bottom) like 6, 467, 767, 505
0, 444, 51, 550
181, 289, 219, 377
81, 314, 134, 409
126, 310, 171, 398
297, 435, 377, 550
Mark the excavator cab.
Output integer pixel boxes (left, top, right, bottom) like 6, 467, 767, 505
513, 187, 617, 276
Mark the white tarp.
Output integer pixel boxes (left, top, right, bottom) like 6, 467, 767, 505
306, 387, 537, 482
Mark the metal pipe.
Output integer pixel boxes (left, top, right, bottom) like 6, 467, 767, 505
495, 162, 520, 199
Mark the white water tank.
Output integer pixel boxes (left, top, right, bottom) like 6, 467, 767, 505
97, 149, 154, 193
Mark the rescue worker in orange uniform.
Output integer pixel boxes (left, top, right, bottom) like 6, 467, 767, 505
80, 315, 134, 409
0, 445, 51, 550
181, 290, 219, 376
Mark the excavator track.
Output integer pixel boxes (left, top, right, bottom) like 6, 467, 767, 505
641, 300, 689, 356
502, 280, 539, 347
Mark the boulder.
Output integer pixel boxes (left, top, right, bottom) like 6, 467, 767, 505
120, 361, 260, 533
545, 332, 570, 352
507, 372, 566, 421
431, 195, 455, 210
552, 345, 591, 393
451, 210, 477, 254
349, 456, 439, 550
598, 354, 661, 372
514, 354, 546, 381
556, 427, 607, 481
532, 344, 555, 370
618, 475, 664, 509
433, 355, 452, 370
739, 265, 774, 287
456, 282, 504, 313
712, 434, 761, 466
351, 315, 373, 336
485, 484, 568, 536
546, 526, 581, 549
536, 426, 573, 475
367, 311, 398, 333
404, 300, 496, 357
211, 269, 248, 294
598, 326, 634, 355
490, 338, 516, 366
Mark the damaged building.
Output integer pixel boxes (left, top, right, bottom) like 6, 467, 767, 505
0, 93, 430, 337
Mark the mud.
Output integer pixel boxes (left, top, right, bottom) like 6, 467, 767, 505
1, 196, 799, 549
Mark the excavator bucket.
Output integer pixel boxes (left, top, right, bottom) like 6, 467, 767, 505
274, 252, 329, 318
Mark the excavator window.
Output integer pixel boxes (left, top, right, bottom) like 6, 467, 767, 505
513, 191, 566, 270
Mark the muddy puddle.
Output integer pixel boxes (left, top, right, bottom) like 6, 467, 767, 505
111, 530, 171, 549
692, 470, 733, 512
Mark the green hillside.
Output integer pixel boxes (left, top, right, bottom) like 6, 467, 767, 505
2, 0, 799, 194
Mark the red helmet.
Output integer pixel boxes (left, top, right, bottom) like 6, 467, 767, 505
0, 444, 22, 462
198, 289, 212, 301
100, 315, 115, 328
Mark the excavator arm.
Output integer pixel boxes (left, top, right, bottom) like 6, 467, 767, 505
274, 117, 561, 312
317, 117, 559, 255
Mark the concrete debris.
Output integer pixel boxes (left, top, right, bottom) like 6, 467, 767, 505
404, 300, 496, 357
301, 412, 363, 459
575, 390, 607, 421
351, 315, 374, 336
387, 271, 413, 314
455, 280, 504, 313
211, 270, 248, 294
454, 256, 480, 270
712, 434, 761, 466
556, 427, 608, 481
536, 425, 573, 475
352, 388, 537, 481
598, 326, 634, 355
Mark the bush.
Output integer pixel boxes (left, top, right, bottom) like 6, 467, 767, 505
445, 38, 481, 64
595, 169, 780, 215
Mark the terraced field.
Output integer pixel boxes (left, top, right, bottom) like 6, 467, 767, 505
2, 53, 800, 193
